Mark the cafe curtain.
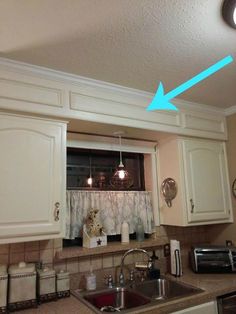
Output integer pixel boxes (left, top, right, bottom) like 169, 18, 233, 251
65, 190, 155, 239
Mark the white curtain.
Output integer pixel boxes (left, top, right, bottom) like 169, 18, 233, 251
65, 190, 155, 239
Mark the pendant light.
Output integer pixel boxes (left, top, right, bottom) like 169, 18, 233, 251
110, 132, 133, 189
222, 0, 236, 29
87, 155, 93, 187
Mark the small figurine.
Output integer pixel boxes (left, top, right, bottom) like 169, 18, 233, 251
85, 208, 104, 237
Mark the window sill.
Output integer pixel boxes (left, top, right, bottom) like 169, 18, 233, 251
56, 237, 167, 260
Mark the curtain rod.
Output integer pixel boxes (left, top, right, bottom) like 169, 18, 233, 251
67, 131, 157, 144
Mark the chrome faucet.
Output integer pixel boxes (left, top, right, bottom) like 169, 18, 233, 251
118, 248, 152, 286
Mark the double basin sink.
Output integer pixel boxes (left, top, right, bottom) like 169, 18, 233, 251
73, 278, 204, 313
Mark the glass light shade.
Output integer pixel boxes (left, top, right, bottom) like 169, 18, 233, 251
222, 0, 236, 29
110, 163, 133, 189
87, 176, 93, 186
117, 163, 125, 179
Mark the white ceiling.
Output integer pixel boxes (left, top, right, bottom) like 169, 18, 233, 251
0, 0, 235, 109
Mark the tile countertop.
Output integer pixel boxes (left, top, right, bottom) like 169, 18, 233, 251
17, 270, 236, 314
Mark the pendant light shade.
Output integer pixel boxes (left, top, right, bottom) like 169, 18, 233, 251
110, 133, 133, 189
222, 0, 236, 29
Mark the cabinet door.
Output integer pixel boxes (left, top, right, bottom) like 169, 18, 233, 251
182, 139, 232, 223
0, 113, 66, 243
172, 300, 218, 314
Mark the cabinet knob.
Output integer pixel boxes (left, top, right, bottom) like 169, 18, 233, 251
54, 202, 60, 221
190, 199, 194, 213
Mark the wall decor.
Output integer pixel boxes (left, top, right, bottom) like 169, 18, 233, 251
232, 178, 236, 198
161, 178, 177, 207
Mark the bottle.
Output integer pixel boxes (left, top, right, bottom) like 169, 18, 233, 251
86, 265, 96, 291
121, 221, 129, 243
136, 217, 144, 242
149, 250, 160, 279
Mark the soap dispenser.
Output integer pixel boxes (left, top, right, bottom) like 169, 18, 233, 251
86, 265, 96, 291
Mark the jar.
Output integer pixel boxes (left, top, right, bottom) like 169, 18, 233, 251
37, 267, 56, 303
0, 265, 8, 313
8, 262, 37, 311
56, 270, 70, 298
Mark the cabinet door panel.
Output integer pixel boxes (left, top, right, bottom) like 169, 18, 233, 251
183, 140, 231, 223
0, 114, 65, 241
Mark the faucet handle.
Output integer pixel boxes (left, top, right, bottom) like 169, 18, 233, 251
129, 270, 135, 282
108, 274, 114, 288
104, 274, 114, 288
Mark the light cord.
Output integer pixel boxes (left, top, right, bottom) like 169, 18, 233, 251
119, 135, 123, 165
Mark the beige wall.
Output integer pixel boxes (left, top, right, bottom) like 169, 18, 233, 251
208, 113, 236, 244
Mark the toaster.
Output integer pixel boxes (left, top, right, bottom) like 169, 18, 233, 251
190, 245, 236, 273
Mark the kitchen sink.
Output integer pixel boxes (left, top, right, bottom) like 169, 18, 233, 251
77, 287, 150, 312
132, 278, 204, 301
73, 277, 204, 313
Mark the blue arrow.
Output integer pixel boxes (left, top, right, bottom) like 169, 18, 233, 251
147, 55, 234, 111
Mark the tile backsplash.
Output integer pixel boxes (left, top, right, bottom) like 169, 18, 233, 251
0, 238, 62, 266
0, 225, 208, 290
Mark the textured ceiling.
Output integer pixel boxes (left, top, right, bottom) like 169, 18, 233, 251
0, 0, 235, 109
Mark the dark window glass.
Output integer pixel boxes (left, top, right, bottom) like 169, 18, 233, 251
67, 147, 145, 191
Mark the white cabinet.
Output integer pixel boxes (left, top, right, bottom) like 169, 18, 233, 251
0, 112, 66, 243
158, 136, 233, 226
171, 300, 218, 314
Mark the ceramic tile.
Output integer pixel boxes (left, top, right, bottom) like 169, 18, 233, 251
25, 241, 39, 252
66, 258, 79, 274
40, 249, 54, 263
0, 244, 9, 254
79, 257, 91, 273
102, 255, 113, 269
70, 273, 86, 290
9, 252, 25, 264
0, 254, 9, 264
123, 253, 133, 265
54, 261, 67, 273
113, 254, 122, 267
10, 243, 25, 253
91, 256, 102, 270
159, 226, 168, 236
39, 240, 54, 250
25, 250, 40, 263
54, 238, 63, 249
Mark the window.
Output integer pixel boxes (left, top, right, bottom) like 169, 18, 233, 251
64, 132, 160, 247
67, 147, 145, 190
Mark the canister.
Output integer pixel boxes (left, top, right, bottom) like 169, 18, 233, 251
8, 262, 37, 311
56, 270, 70, 298
0, 265, 8, 313
37, 267, 56, 303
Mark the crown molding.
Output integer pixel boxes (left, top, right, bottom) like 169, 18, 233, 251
0, 57, 227, 117
225, 106, 236, 116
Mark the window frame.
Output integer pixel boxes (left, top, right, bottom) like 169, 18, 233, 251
67, 132, 160, 226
